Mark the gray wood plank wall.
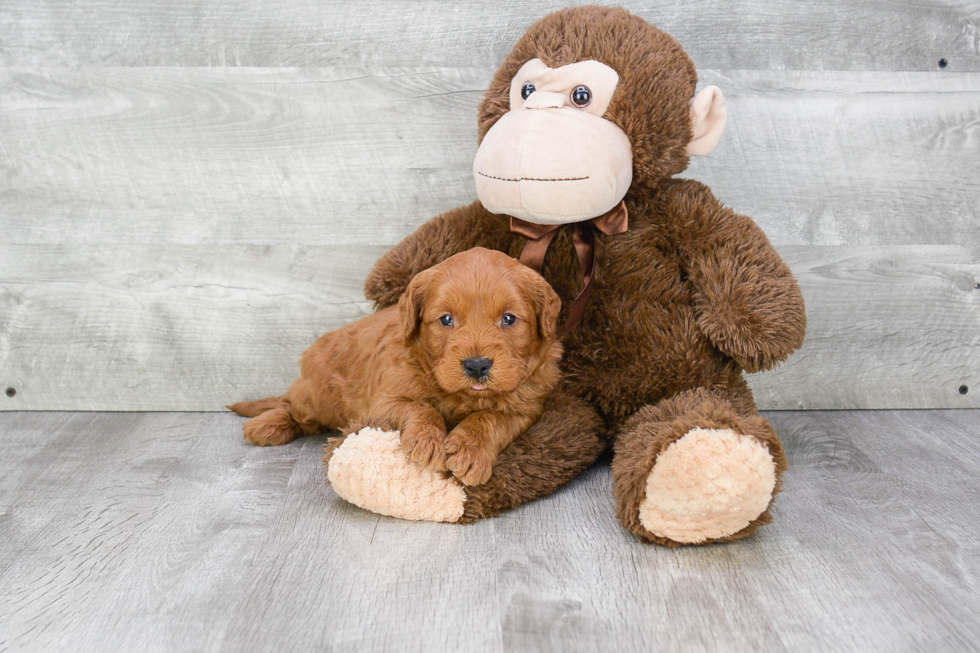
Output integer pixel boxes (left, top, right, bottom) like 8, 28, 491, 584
1, 1, 978, 411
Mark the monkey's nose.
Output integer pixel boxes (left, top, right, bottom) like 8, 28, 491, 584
462, 357, 493, 379
523, 91, 566, 110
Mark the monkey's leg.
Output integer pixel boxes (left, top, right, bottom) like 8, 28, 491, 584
324, 390, 606, 523
611, 387, 787, 545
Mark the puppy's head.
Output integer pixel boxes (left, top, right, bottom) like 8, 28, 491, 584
398, 248, 562, 397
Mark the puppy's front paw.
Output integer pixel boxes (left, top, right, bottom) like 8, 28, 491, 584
445, 430, 495, 487
401, 423, 448, 472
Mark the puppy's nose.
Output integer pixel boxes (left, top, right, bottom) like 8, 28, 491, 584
462, 357, 493, 379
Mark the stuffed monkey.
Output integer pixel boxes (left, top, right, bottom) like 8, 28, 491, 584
323, 5, 806, 545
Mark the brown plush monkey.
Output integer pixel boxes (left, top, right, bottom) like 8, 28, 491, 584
324, 5, 806, 545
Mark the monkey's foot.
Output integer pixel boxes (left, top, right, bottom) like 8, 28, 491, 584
325, 427, 465, 522
638, 428, 777, 544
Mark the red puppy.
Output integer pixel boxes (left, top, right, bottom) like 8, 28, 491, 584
229, 247, 562, 486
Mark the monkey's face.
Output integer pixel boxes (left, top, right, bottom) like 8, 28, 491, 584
472, 58, 633, 225
472, 7, 729, 227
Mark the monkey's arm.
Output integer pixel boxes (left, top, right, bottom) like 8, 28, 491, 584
365, 201, 518, 308
666, 180, 807, 373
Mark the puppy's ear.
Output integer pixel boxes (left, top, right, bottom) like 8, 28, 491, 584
527, 271, 562, 342
398, 268, 433, 341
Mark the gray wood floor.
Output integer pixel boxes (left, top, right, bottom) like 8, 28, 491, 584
1, 410, 978, 652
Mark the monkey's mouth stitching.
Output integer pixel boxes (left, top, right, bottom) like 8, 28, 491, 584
478, 171, 589, 182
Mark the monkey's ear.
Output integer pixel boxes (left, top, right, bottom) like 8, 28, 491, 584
398, 269, 432, 341
686, 86, 727, 156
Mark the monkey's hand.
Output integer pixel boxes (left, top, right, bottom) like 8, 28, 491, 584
365, 201, 516, 308
668, 180, 807, 373
691, 247, 807, 373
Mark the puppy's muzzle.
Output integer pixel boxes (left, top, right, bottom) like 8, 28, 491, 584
462, 357, 493, 380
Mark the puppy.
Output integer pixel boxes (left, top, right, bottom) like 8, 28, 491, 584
229, 247, 562, 486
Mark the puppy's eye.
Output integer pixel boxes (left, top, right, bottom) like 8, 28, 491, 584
571, 85, 591, 107
439, 314, 454, 327
521, 83, 535, 100
502, 313, 517, 326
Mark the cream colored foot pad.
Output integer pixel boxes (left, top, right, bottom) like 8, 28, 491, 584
639, 427, 776, 543
327, 427, 465, 523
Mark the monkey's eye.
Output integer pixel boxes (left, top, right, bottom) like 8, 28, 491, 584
520, 83, 536, 101
571, 85, 592, 108
502, 313, 517, 326
439, 314, 454, 327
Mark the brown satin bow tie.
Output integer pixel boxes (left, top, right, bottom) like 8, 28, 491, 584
510, 200, 629, 334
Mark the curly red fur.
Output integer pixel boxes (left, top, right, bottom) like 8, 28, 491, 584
231, 248, 562, 487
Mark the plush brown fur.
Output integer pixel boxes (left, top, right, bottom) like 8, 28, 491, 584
233, 247, 562, 487
359, 6, 806, 544
610, 386, 787, 546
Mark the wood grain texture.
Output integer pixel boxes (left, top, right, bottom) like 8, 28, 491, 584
0, 67, 488, 248
688, 70, 980, 247
1, 410, 979, 651
1, 244, 976, 411
2, 68, 978, 247
2, 15, 979, 411
2, 0, 979, 71
0, 244, 385, 411
748, 245, 980, 409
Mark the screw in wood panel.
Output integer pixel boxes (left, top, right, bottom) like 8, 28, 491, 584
960, 385, 969, 395
5, 387, 15, 397
938, 58, 948, 68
